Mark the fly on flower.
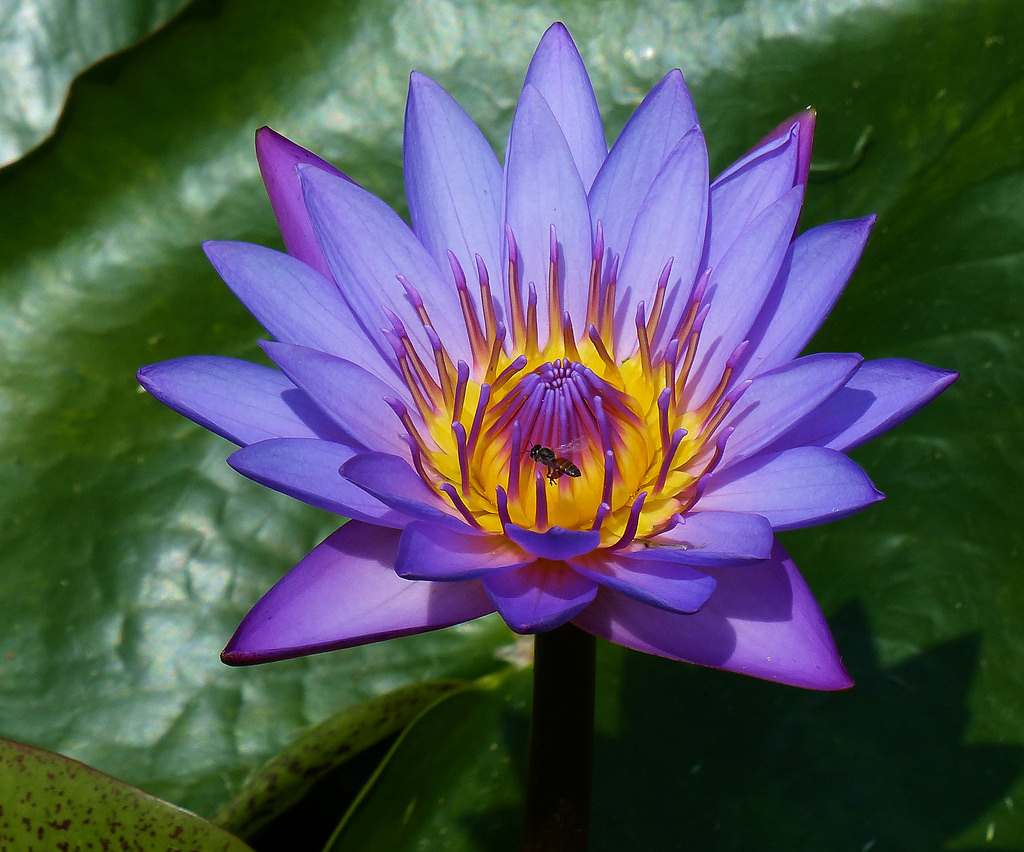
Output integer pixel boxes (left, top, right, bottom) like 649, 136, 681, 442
138, 23, 956, 689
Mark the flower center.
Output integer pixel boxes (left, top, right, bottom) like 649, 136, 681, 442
386, 224, 738, 548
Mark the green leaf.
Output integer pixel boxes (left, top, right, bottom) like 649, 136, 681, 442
0, 0, 194, 166
0, 737, 255, 851
214, 680, 466, 840
326, 669, 532, 852
0, 0, 1021, 848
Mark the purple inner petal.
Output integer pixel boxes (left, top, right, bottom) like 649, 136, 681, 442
484, 561, 598, 633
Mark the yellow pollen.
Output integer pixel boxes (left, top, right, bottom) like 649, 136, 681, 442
395, 233, 726, 549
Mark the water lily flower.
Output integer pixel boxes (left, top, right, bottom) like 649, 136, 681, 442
138, 23, 955, 690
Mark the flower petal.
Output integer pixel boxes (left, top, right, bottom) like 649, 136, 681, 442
739, 216, 875, 380
648, 510, 774, 565
505, 525, 601, 560
743, 109, 816, 195
299, 165, 470, 363
502, 83, 593, 346
569, 551, 716, 614
341, 452, 466, 530
688, 186, 804, 405
404, 72, 504, 295
698, 446, 884, 530
227, 438, 407, 527
255, 126, 354, 279
572, 541, 852, 690
203, 240, 399, 382
261, 341, 409, 455
769, 358, 959, 453
719, 352, 863, 467
706, 119, 803, 268
589, 69, 699, 263
137, 355, 342, 446
524, 23, 607, 191
396, 521, 533, 580
221, 522, 494, 665
483, 561, 598, 633
615, 128, 710, 355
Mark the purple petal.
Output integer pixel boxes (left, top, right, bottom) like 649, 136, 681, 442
228, 438, 407, 527
341, 452, 466, 530
589, 70, 699, 263
698, 446, 884, 530
719, 353, 863, 466
203, 241, 399, 383
404, 72, 504, 296
615, 129, 709, 354
769, 358, 959, 453
396, 521, 533, 580
572, 541, 852, 690
744, 109, 816, 191
299, 165, 470, 364
261, 341, 409, 455
569, 551, 716, 614
221, 522, 494, 665
137, 355, 343, 446
687, 186, 804, 405
505, 525, 601, 560
706, 120, 803, 269
739, 217, 875, 380
648, 510, 774, 565
502, 84, 592, 346
255, 126, 353, 280
524, 23, 607, 190
483, 561, 598, 633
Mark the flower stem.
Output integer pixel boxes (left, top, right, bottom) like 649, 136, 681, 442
521, 624, 595, 852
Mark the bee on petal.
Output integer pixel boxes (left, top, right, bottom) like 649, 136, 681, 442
529, 444, 582, 485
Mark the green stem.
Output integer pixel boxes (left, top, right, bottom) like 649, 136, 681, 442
521, 624, 595, 852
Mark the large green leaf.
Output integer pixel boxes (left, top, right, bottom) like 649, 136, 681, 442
214, 679, 466, 841
325, 668, 532, 852
0, 0, 1020, 848
0, 0, 194, 166
0, 738, 255, 851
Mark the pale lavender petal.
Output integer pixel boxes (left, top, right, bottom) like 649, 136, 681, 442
769, 358, 959, 453
203, 241, 399, 383
396, 521, 533, 580
261, 341, 409, 455
137, 355, 343, 446
300, 165, 470, 363
341, 452, 466, 530
505, 525, 601, 560
221, 522, 494, 665
228, 438, 408, 527
698, 446, 884, 530
502, 84, 592, 346
569, 551, 716, 614
572, 541, 853, 690
706, 120, 802, 268
255, 126, 353, 279
615, 129, 709, 354
404, 72, 504, 296
483, 561, 598, 633
739, 217, 875, 380
648, 510, 774, 566
524, 23, 607, 190
687, 186, 804, 405
589, 70, 699, 262
719, 353, 863, 467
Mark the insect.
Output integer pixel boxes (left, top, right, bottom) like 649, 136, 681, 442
529, 444, 582, 485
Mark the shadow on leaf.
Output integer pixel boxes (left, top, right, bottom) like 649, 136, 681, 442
592, 601, 1023, 851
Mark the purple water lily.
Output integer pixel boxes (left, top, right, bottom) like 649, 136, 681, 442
138, 23, 955, 690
